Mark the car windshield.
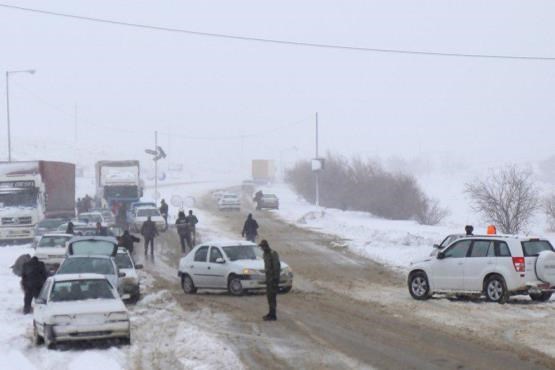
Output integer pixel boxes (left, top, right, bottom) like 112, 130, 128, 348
69, 240, 116, 256
78, 214, 103, 223
137, 208, 160, 217
522, 240, 554, 257
38, 219, 65, 229
223, 245, 262, 261
50, 279, 115, 302
58, 257, 115, 275
38, 236, 71, 248
115, 253, 133, 269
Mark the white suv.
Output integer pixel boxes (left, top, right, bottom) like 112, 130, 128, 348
408, 235, 555, 303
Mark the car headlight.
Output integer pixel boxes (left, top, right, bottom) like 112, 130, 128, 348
108, 311, 129, 322
52, 315, 72, 325
242, 268, 258, 275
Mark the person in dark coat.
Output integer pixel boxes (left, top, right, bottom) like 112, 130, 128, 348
254, 191, 264, 210
175, 211, 192, 253
160, 199, 169, 231
117, 203, 127, 228
242, 214, 259, 242
141, 216, 158, 256
95, 222, 108, 236
21, 256, 48, 314
186, 210, 199, 245
65, 221, 75, 235
259, 240, 281, 321
119, 230, 140, 254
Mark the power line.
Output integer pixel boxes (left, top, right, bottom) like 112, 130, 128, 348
1, 3, 554, 61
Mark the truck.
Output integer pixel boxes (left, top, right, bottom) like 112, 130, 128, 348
0, 161, 75, 243
95, 160, 142, 209
251, 159, 276, 184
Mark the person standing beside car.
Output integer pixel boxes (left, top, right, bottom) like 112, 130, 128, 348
160, 199, 169, 231
175, 211, 191, 253
21, 256, 48, 314
259, 240, 280, 321
119, 230, 140, 254
242, 213, 259, 242
186, 210, 199, 245
141, 216, 158, 257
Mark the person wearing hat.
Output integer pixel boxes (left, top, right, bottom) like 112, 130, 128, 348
259, 240, 281, 321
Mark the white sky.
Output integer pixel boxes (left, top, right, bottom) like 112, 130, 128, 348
2, 0, 555, 176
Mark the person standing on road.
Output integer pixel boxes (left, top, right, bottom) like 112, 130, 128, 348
119, 230, 140, 254
21, 256, 48, 314
65, 221, 74, 235
259, 240, 280, 321
242, 213, 259, 242
95, 222, 108, 236
254, 191, 263, 210
186, 210, 199, 245
141, 216, 158, 257
175, 211, 192, 253
160, 199, 169, 231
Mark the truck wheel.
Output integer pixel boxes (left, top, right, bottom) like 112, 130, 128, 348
408, 271, 431, 300
530, 292, 552, 302
484, 275, 509, 304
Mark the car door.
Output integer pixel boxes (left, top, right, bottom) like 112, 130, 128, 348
464, 240, 495, 291
430, 240, 471, 291
34, 279, 52, 327
190, 246, 209, 287
205, 247, 228, 288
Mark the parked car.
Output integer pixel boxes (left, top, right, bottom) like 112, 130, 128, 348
258, 194, 279, 210
58, 236, 123, 293
408, 235, 555, 303
33, 273, 130, 349
90, 208, 115, 226
33, 218, 68, 244
127, 201, 157, 221
130, 207, 165, 232
57, 222, 116, 237
218, 193, 241, 211
114, 247, 143, 302
34, 233, 73, 274
178, 240, 293, 296
77, 212, 106, 225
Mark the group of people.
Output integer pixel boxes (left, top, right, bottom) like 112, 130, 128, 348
175, 210, 199, 253
76, 194, 93, 214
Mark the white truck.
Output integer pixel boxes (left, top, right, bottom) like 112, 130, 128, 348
0, 161, 75, 243
95, 160, 142, 210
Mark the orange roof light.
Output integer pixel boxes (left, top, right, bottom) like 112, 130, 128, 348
487, 225, 497, 235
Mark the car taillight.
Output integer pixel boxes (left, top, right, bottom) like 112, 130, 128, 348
512, 257, 525, 272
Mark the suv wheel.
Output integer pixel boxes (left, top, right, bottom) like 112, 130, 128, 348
408, 271, 431, 300
530, 292, 552, 302
181, 275, 197, 294
484, 275, 509, 304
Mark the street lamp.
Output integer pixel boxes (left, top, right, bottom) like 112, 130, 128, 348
6, 69, 35, 162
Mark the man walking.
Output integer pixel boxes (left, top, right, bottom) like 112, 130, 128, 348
119, 230, 140, 254
186, 210, 199, 245
21, 256, 48, 314
160, 199, 169, 231
259, 240, 280, 321
141, 216, 158, 257
242, 213, 259, 242
175, 211, 191, 253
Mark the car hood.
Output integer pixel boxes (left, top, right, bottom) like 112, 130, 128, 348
230, 259, 289, 270
35, 247, 66, 256
45, 299, 127, 316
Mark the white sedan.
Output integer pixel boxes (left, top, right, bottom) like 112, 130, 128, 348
33, 273, 131, 349
218, 193, 241, 211
34, 233, 73, 274
130, 207, 165, 232
178, 240, 293, 296
115, 247, 143, 302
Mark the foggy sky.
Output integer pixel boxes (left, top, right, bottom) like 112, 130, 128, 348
2, 0, 555, 177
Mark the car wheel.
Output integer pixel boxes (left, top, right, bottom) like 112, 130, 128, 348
279, 286, 292, 294
181, 275, 197, 294
530, 292, 552, 302
44, 325, 56, 350
33, 321, 44, 345
408, 271, 431, 300
120, 336, 131, 345
228, 275, 244, 296
484, 275, 509, 304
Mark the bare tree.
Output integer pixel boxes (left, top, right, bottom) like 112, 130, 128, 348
544, 195, 555, 231
416, 197, 450, 226
465, 166, 539, 234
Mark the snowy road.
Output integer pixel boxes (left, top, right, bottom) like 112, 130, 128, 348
144, 191, 555, 370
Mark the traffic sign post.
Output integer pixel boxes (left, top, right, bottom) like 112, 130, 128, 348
145, 131, 167, 202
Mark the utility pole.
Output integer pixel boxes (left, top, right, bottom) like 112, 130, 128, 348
154, 130, 158, 202
315, 112, 320, 207
74, 103, 78, 142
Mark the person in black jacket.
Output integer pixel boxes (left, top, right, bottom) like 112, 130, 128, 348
175, 211, 191, 253
186, 210, 199, 245
119, 230, 140, 254
65, 221, 74, 235
260, 240, 281, 321
141, 216, 159, 257
242, 213, 259, 242
21, 257, 48, 314
160, 199, 169, 231
95, 222, 108, 236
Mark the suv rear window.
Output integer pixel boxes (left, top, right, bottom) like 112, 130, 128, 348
521, 240, 554, 257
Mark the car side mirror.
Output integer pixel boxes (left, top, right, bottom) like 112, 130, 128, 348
135, 264, 143, 270
215, 257, 225, 264
119, 272, 126, 278
433, 244, 441, 249
437, 252, 445, 260
35, 298, 46, 305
